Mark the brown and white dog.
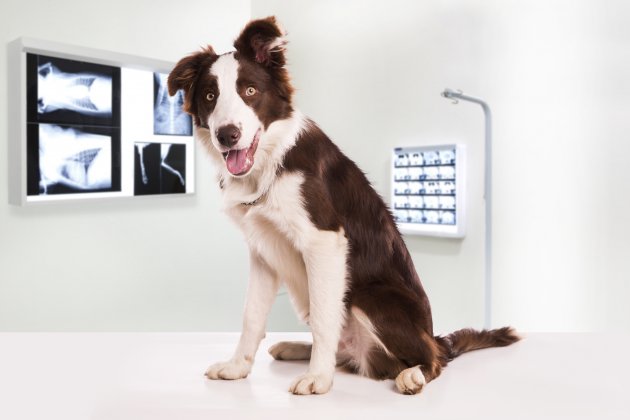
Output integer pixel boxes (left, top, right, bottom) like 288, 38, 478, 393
168, 17, 519, 395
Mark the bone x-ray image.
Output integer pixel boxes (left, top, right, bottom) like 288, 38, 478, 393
134, 143, 186, 195
153, 73, 192, 136
26, 124, 121, 195
27, 54, 121, 127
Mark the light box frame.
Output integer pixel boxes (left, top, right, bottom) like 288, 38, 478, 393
8, 37, 196, 205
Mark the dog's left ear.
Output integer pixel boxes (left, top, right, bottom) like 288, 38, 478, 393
167, 46, 217, 117
234, 16, 287, 67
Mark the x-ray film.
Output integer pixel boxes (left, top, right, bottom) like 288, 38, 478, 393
27, 54, 121, 127
134, 142, 186, 195
38, 62, 112, 116
27, 124, 121, 195
153, 73, 192, 136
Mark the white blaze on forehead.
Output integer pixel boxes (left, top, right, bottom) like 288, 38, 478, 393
209, 53, 261, 151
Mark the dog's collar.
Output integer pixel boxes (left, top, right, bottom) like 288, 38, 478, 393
218, 177, 266, 206
241, 197, 262, 206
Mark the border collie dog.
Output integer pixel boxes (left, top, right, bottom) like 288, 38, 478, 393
169, 17, 519, 395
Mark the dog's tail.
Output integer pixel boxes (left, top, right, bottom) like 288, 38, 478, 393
437, 327, 521, 361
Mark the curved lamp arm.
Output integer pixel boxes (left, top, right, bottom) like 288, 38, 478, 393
442, 88, 493, 329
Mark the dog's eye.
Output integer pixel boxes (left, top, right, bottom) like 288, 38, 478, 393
245, 86, 257, 96
206, 92, 215, 101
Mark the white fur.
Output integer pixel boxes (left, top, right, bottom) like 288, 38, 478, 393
207, 54, 261, 154
197, 108, 307, 207
395, 365, 426, 394
231, 172, 349, 394
267, 36, 288, 54
205, 249, 280, 380
205, 359, 251, 380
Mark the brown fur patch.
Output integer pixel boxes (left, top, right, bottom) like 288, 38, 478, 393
440, 327, 522, 360
234, 17, 294, 108
283, 121, 445, 381
234, 16, 286, 67
167, 46, 219, 127
282, 120, 519, 384
233, 55, 293, 129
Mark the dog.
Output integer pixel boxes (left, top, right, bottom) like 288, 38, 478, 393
168, 16, 519, 395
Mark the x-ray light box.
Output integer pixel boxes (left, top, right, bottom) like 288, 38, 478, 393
392, 144, 466, 238
8, 38, 196, 205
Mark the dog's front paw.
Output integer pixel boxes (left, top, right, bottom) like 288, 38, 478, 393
395, 365, 426, 395
289, 372, 333, 395
205, 359, 251, 380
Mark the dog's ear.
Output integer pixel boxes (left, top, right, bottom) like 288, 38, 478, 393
234, 16, 287, 67
167, 46, 217, 115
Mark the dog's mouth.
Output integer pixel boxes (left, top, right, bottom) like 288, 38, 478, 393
222, 129, 261, 176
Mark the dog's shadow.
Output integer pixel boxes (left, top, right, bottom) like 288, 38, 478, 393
266, 358, 310, 379
266, 359, 410, 397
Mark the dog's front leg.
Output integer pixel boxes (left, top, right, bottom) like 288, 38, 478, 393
289, 229, 348, 395
205, 252, 279, 380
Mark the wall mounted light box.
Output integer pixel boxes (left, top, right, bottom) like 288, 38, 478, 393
8, 38, 196, 205
392, 144, 466, 238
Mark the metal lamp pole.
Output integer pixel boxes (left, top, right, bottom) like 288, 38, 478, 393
441, 88, 493, 330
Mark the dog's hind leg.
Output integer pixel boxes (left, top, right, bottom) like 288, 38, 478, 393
268, 342, 312, 360
350, 286, 448, 395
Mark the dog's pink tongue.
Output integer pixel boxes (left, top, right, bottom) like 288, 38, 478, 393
226, 148, 249, 175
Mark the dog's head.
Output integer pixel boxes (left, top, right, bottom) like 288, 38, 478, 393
168, 17, 293, 178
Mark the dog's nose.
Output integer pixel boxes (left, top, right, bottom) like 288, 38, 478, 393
217, 124, 241, 148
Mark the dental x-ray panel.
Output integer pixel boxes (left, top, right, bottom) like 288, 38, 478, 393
9, 38, 196, 205
392, 144, 466, 238
134, 142, 186, 195
153, 73, 192, 136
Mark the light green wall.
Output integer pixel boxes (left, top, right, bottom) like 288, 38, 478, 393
2, 0, 629, 333
252, 0, 630, 333
0, 0, 304, 332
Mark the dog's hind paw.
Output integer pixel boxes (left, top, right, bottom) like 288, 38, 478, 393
395, 365, 426, 395
205, 359, 251, 380
289, 372, 333, 395
269, 341, 312, 361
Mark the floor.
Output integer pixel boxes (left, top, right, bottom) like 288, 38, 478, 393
0, 332, 628, 420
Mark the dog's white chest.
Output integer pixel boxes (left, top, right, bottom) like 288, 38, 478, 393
225, 171, 349, 328
227, 173, 313, 321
